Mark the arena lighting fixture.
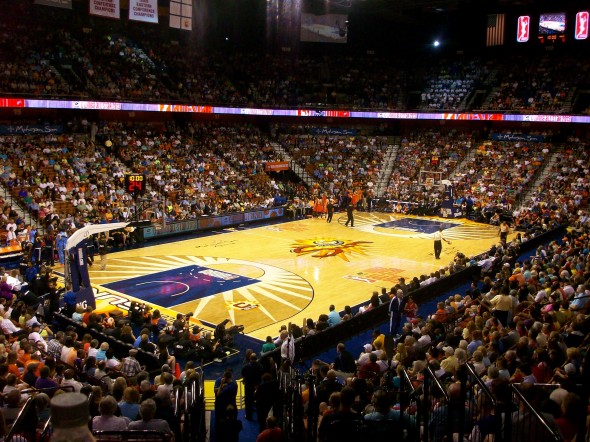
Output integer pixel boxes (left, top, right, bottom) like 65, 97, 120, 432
433, 40, 440, 47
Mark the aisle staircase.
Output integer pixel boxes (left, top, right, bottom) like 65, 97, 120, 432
270, 141, 315, 188
0, 183, 38, 230
516, 149, 561, 210
374, 140, 399, 197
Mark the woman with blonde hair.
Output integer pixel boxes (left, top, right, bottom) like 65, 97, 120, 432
120, 325, 136, 345
111, 376, 128, 400
393, 342, 407, 365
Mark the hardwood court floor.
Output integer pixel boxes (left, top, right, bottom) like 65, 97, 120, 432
87, 212, 506, 341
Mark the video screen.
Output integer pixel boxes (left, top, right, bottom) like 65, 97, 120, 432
300, 13, 348, 43
539, 12, 566, 35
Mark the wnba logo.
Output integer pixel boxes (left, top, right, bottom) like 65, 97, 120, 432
576, 12, 589, 40
517, 16, 530, 42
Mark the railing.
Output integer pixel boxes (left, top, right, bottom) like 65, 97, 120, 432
305, 373, 319, 442
4, 396, 38, 442
463, 363, 511, 442
38, 415, 52, 442
277, 368, 306, 442
399, 367, 421, 440
422, 367, 472, 442
180, 367, 205, 442
510, 384, 563, 442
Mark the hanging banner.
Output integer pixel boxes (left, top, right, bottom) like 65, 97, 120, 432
170, 0, 193, 31
90, 0, 120, 19
129, 0, 158, 23
35, 0, 72, 9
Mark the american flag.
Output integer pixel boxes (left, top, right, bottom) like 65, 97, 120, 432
486, 14, 505, 47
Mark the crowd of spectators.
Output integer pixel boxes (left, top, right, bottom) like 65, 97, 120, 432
3, 7, 590, 113
527, 136, 590, 214
279, 132, 389, 199
258, 207, 589, 441
1, 6, 590, 441
0, 121, 291, 231
382, 129, 475, 208
486, 54, 586, 113
419, 58, 488, 111
0, 266, 210, 439
451, 137, 549, 211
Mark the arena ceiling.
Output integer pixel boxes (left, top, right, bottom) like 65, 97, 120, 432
310, 0, 561, 18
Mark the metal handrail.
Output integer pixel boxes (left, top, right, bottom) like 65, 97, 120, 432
400, 366, 416, 394
465, 362, 497, 407
4, 396, 36, 442
39, 414, 52, 441
425, 366, 449, 402
510, 384, 563, 442
174, 385, 182, 418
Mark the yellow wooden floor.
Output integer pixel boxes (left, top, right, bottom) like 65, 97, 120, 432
85, 213, 506, 342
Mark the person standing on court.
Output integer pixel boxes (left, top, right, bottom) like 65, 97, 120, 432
433, 227, 450, 260
345, 203, 354, 227
326, 199, 334, 223
498, 221, 510, 244
389, 289, 405, 337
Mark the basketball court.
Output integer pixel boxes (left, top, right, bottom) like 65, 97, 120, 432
83, 212, 504, 342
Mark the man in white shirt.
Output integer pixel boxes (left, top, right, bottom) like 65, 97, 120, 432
28, 323, 47, 352
1, 317, 27, 338
5, 219, 17, 234
433, 227, 450, 259
61, 369, 83, 393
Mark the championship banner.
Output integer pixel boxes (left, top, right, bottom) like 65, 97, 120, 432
170, 0, 193, 31
90, 0, 120, 19
35, 0, 72, 9
129, 0, 158, 23
265, 161, 290, 172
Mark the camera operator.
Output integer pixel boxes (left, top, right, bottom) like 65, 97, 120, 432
173, 329, 201, 361
129, 302, 145, 326
200, 330, 226, 363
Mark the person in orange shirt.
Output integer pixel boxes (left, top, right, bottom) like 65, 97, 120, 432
26, 353, 45, 378
16, 341, 32, 368
404, 296, 419, 320
508, 267, 525, 286
432, 302, 448, 323
6, 352, 21, 378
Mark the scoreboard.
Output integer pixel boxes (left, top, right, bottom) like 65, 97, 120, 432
124, 173, 146, 195
516, 10, 588, 44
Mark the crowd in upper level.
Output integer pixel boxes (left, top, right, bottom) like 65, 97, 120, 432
2, 8, 590, 114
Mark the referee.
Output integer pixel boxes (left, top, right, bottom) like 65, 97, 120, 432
433, 227, 450, 259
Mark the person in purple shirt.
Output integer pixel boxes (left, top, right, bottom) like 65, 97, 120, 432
34, 366, 59, 394
0, 276, 14, 302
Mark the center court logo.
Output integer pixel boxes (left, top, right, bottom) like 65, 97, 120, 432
226, 301, 260, 311
290, 238, 373, 261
